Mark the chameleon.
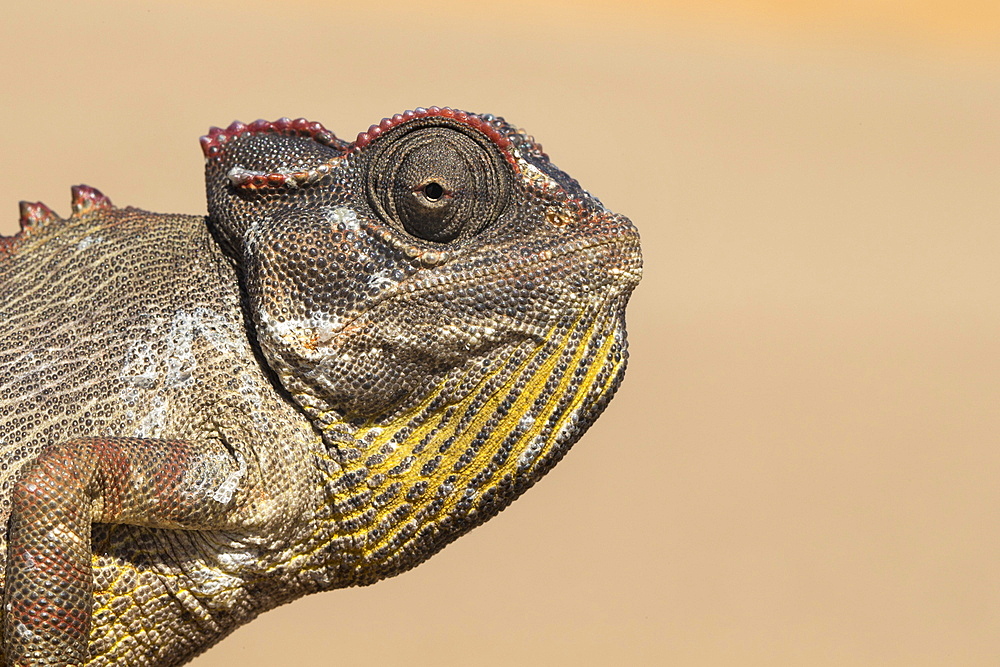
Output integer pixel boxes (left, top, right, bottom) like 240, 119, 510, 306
0, 108, 641, 666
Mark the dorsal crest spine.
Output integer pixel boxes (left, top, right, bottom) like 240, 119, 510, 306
70, 185, 113, 217
18, 200, 58, 232
2, 186, 112, 258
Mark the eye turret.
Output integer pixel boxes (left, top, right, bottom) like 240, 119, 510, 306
366, 125, 511, 243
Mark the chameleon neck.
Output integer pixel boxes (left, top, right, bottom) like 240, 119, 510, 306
300, 303, 627, 586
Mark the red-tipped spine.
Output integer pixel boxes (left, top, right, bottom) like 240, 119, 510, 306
18, 201, 58, 231
70, 185, 112, 217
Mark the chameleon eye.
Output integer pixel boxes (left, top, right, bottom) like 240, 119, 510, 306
366, 125, 511, 243
422, 181, 445, 201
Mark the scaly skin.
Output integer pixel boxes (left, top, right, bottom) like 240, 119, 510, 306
0, 109, 641, 666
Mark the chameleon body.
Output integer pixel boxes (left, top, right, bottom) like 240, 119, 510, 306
0, 109, 641, 665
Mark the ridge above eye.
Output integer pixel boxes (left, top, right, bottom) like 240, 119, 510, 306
366, 125, 511, 243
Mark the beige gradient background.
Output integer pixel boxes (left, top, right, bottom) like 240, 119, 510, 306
2, 1, 999, 664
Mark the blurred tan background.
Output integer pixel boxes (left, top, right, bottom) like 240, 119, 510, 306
2, 1, 998, 664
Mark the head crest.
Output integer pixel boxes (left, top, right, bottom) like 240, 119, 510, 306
353, 107, 512, 155
200, 117, 348, 162
204, 109, 522, 193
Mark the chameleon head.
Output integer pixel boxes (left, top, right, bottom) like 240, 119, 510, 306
204, 109, 641, 578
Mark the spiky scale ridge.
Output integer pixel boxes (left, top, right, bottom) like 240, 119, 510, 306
18, 200, 58, 232
207, 109, 520, 194
70, 184, 113, 217
200, 117, 347, 161
354, 107, 512, 153
1, 186, 109, 258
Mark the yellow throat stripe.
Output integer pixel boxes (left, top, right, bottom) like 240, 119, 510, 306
320, 310, 621, 566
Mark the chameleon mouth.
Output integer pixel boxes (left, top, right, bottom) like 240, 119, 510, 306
371, 234, 641, 310
307, 234, 640, 351
261, 230, 639, 360
256, 234, 639, 401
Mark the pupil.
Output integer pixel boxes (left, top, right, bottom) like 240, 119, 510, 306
423, 181, 444, 201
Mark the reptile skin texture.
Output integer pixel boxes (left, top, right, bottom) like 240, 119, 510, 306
0, 108, 641, 666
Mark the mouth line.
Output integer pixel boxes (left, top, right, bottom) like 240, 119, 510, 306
381, 234, 637, 302
273, 235, 637, 354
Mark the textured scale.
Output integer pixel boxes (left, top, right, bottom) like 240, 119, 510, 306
0, 109, 641, 666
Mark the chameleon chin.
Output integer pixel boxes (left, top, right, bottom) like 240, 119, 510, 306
0, 108, 641, 666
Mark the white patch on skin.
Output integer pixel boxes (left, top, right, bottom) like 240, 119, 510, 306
135, 395, 168, 438
183, 450, 246, 508
20, 551, 38, 572
226, 166, 253, 186
75, 235, 102, 251
211, 452, 247, 505
215, 547, 256, 570
367, 269, 394, 290
184, 535, 262, 605
185, 561, 245, 601
44, 523, 84, 548
121, 341, 158, 391
237, 371, 272, 433
325, 206, 360, 231
520, 161, 561, 193
259, 311, 345, 353
189, 570, 239, 596
121, 307, 239, 392
119, 308, 240, 433
244, 215, 273, 242
164, 308, 237, 388
556, 407, 584, 445
517, 435, 546, 471
189, 307, 239, 354
312, 319, 345, 346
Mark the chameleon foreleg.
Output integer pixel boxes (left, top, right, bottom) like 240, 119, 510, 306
1, 437, 245, 666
